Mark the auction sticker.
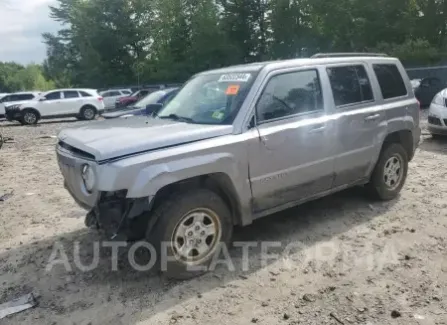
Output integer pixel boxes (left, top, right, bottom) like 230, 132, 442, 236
225, 84, 240, 95
218, 73, 251, 83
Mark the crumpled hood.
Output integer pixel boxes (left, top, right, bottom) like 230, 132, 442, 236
57, 117, 233, 161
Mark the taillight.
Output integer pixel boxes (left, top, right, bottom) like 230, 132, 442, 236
98, 96, 103, 101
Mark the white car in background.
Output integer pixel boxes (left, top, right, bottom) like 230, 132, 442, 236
0, 92, 40, 118
99, 89, 132, 110
5, 88, 104, 125
427, 89, 447, 137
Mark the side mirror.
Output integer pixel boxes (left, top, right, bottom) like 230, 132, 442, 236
145, 103, 163, 115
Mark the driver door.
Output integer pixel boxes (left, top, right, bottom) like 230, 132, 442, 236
248, 67, 335, 212
39, 91, 62, 116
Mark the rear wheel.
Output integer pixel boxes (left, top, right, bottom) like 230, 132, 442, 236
80, 106, 96, 120
21, 109, 38, 125
367, 143, 408, 200
147, 188, 233, 279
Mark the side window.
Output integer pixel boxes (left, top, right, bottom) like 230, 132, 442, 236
102, 91, 112, 98
121, 90, 131, 95
79, 91, 93, 97
63, 91, 79, 99
256, 69, 323, 123
45, 92, 61, 100
140, 90, 149, 97
327, 65, 373, 106
373, 64, 407, 99
1, 95, 10, 102
22, 94, 35, 100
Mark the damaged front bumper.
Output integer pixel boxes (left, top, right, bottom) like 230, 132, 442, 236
84, 190, 156, 241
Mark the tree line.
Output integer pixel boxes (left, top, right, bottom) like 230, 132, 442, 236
3, 0, 447, 92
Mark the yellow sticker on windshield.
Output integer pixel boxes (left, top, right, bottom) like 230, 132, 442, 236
212, 111, 225, 119
226, 85, 240, 95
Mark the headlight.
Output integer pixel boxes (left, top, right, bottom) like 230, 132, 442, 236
81, 164, 95, 193
432, 93, 445, 106
6, 104, 21, 110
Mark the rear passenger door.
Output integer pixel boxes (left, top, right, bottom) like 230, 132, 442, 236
327, 64, 383, 187
62, 90, 82, 114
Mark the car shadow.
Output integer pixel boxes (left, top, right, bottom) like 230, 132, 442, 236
0, 188, 396, 324
418, 134, 447, 155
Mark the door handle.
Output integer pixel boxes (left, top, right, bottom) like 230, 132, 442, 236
309, 125, 326, 134
365, 114, 380, 121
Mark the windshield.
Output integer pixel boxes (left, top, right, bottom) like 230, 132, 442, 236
157, 71, 258, 124
133, 90, 166, 108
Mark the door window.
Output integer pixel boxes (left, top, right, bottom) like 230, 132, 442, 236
63, 91, 79, 99
79, 91, 93, 97
373, 64, 407, 99
18, 94, 35, 100
45, 92, 61, 100
256, 69, 323, 123
327, 65, 373, 106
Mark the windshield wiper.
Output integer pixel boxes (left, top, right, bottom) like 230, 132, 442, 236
158, 114, 195, 123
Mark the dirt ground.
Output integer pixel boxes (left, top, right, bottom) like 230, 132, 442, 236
0, 111, 446, 325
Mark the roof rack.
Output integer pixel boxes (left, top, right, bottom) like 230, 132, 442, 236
311, 52, 388, 58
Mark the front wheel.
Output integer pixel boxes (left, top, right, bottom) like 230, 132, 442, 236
21, 109, 38, 125
147, 189, 233, 279
367, 143, 408, 200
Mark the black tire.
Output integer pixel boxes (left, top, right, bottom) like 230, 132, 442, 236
367, 143, 408, 200
20, 109, 38, 125
147, 188, 233, 280
80, 106, 96, 120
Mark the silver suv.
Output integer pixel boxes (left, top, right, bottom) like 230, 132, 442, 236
57, 53, 420, 278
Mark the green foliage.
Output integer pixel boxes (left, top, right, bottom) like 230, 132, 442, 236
0, 62, 55, 93
38, 0, 447, 88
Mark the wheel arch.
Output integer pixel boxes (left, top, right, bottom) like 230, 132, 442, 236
149, 173, 244, 226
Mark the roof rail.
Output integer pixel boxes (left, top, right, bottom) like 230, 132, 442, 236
311, 52, 388, 58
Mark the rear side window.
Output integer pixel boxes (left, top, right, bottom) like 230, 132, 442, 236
63, 91, 79, 99
79, 91, 93, 97
121, 90, 131, 95
373, 64, 407, 99
327, 65, 373, 106
256, 69, 323, 122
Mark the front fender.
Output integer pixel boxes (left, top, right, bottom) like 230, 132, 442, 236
126, 153, 243, 198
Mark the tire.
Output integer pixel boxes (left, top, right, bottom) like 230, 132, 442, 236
21, 109, 38, 125
147, 188, 233, 280
80, 106, 96, 120
367, 143, 408, 200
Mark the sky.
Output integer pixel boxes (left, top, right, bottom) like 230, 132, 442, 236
0, 0, 60, 65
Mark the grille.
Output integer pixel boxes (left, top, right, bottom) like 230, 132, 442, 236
428, 116, 442, 126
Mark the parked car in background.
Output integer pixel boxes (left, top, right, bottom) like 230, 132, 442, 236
414, 77, 446, 107
5, 89, 104, 125
99, 89, 132, 110
102, 87, 179, 119
57, 53, 420, 279
410, 79, 421, 89
0, 92, 40, 118
114, 87, 161, 109
427, 89, 447, 137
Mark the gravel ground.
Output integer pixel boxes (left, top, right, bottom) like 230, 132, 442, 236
0, 112, 446, 325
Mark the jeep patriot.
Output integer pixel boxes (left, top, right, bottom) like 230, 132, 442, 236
57, 53, 421, 278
